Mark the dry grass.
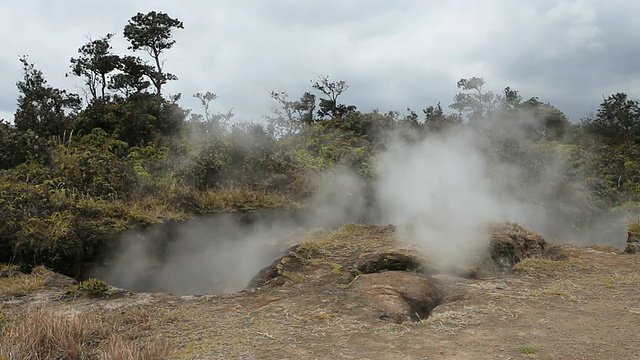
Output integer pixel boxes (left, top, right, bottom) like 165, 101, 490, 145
297, 224, 396, 260
512, 258, 586, 275
97, 335, 169, 360
0, 307, 101, 360
0, 307, 171, 360
0, 264, 20, 278
628, 217, 640, 235
199, 186, 296, 212
0, 266, 50, 298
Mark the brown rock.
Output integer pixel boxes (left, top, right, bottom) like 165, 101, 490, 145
352, 271, 443, 323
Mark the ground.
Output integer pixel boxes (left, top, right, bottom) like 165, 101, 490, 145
1, 224, 639, 359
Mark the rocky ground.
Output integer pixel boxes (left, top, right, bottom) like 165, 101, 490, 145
1, 223, 639, 359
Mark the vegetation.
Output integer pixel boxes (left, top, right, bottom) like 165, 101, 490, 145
1, 10, 640, 280
0, 308, 169, 360
59, 278, 112, 299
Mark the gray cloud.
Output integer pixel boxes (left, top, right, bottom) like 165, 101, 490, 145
1, 0, 639, 123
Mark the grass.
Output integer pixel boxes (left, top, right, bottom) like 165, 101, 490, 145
0, 308, 100, 360
512, 258, 583, 275
0, 264, 20, 278
0, 307, 170, 360
518, 346, 537, 357
0, 266, 51, 298
59, 278, 112, 300
199, 187, 297, 212
296, 224, 396, 260
628, 217, 640, 235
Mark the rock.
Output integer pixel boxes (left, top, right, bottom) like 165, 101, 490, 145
352, 271, 443, 323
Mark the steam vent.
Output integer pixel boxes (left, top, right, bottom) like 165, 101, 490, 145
248, 222, 547, 323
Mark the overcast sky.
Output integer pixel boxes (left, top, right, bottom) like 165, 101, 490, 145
1, 0, 639, 123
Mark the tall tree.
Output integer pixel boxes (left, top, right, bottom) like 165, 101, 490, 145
123, 11, 184, 99
68, 33, 120, 100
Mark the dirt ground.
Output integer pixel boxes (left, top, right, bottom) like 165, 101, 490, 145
2, 224, 640, 360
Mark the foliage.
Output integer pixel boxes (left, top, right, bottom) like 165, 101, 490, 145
59, 278, 111, 299
14, 57, 81, 139
124, 11, 184, 98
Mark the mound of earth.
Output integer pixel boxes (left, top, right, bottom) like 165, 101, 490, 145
246, 222, 548, 323
479, 222, 547, 274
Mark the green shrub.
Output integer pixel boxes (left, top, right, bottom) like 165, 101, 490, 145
59, 278, 111, 299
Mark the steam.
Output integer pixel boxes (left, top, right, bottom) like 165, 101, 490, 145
97, 166, 370, 295
98, 111, 630, 295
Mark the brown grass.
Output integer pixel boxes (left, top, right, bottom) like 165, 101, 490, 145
0, 307, 101, 360
0, 307, 170, 360
199, 186, 296, 211
97, 335, 170, 360
628, 217, 640, 235
512, 258, 584, 275
0, 266, 50, 298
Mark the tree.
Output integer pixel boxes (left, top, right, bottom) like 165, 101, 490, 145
68, 33, 120, 100
450, 76, 497, 122
312, 75, 356, 120
266, 91, 301, 138
123, 11, 184, 99
582, 92, 640, 147
109, 55, 154, 96
423, 102, 462, 133
189, 91, 234, 139
14, 57, 81, 139
520, 97, 571, 141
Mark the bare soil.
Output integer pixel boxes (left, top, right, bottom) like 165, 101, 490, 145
2, 224, 639, 359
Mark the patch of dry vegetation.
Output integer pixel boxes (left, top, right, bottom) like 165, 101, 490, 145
296, 224, 396, 260
0, 266, 51, 298
512, 258, 588, 276
0, 307, 169, 360
199, 186, 297, 212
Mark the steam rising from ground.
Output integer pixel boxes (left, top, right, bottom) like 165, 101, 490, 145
99, 119, 629, 295
375, 130, 536, 266
98, 166, 369, 295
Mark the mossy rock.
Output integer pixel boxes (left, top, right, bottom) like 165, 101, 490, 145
487, 222, 546, 271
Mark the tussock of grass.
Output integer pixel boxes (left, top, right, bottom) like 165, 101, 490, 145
0, 266, 51, 298
0, 264, 20, 278
0, 308, 170, 360
0, 308, 101, 359
628, 218, 640, 235
518, 346, 537, 357
59, 278, 112, 300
